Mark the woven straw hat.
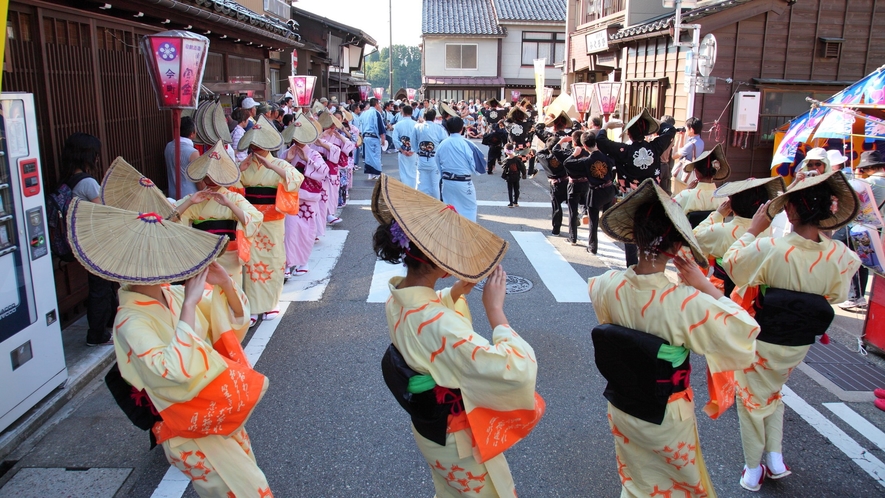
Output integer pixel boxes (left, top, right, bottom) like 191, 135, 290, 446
311, 100, 326, 115
100, 157, 175, 218
186, 140, 240, 186
485, 97, 500, 107
210, 103, 232, 144
543, 109, 570, 127
371, 175, 508, 282
305, 114, 323, 136
317, 111, 343, 130
683, 143, 731, 181
192, 101, 211, 144
438, 101, 458, 118
198, 101, 219, 144
67, 198, 228, 285
714, 176, 785, 200
600, 178, 707, 267
766, 170, 859, 230
236, 115, 283, 151
342, 109, 354, 123
282, 113, 319, 144
622, 108, 660, 138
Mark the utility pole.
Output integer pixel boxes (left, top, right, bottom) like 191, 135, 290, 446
388, 0, 394, 98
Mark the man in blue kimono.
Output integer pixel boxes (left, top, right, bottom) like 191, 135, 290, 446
361, 98, 387, 179
392, 105, 419, 188
414, 109, 448, 199
436, 117, 485, 221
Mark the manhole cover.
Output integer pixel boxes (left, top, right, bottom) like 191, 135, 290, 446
475, 275, 533, 294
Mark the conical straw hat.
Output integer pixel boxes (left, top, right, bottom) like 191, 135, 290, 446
67, 198, 228, 285
186, 140, 241, 186
311, 100, 326, 115
371, 175, 508, 282
198, 101, 220, 144
342, 109, 354, 123
282, 113, 319, 144
683, 143, 731, 181
236, 115, 283, 151
317, 111, 343, 130
438, 101, 458, 118
193, 100, 214, 145
211, 103, 233, 144
621, 108, 660, 138
600, 178, 707, 267
766, 170, 859, 230
100, 157, 175, 218
304, 114, 323, 136
714, 176, 785, 199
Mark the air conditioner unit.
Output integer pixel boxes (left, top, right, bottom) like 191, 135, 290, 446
732, 91, 761, 132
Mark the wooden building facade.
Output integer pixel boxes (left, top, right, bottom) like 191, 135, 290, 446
568, 0, 885, 179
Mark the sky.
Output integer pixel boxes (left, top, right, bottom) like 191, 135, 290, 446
294, 0, 423, 49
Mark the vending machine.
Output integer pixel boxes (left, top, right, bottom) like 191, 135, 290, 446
0, 93, 67, 432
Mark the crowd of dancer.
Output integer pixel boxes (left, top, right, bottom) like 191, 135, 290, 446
58, 89, 879, 496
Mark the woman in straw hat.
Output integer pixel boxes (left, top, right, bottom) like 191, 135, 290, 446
319, 110, 354, 223
374, 176, 545, 497
236, 115, 304, 326
589, 179, 759, 497
722, 171, 860, 491
66, 198, 272, 498
693, 176, 784, 297
173, 140, 263, 284
335, 109, 359, 207
282, 113, 326, 277
672, 143, 731, 228
305, 115, 341, 237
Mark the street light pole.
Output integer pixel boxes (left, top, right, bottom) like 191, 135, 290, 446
388, 0, 394, 98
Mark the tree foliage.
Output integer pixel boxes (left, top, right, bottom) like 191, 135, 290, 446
364, 45, 421, 97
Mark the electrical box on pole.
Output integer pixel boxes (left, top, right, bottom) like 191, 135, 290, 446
732, 91, 761, 132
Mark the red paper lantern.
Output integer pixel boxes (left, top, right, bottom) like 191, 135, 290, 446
406, 88, 417, 101
373, 87, 385, 100
289, 75, 317, 107
359, 86, 370, 101
543, 87, 554, 108
141, 30, 209, 110
511, 90, 521, 102
596, 82, 622, 115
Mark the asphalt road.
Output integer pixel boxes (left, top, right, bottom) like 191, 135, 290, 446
2, 146, 884, 498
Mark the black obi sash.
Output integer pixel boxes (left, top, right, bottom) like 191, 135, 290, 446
244, 186, 277, 205
381, 344, 463, 446
686, 210, 713, 229
753, 288, 834, 347
591, 323, 691, 425
711, 260, 736, 297
191, 219, 238, 240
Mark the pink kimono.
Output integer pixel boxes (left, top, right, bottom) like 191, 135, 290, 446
321, 130, 355, 216
308, 139, 340, 236
284, 144, 328, 268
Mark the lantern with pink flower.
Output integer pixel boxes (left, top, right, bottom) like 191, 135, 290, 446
543, 87, 554, 108
406, 88, 417, 101
511, 90, 521, 103
595, 82, 622, 120
373, 87, 385, 100
359, 86, 371, 102
288, 75, 317, 108
140, 30, 209, 199
571, 83, 593, 122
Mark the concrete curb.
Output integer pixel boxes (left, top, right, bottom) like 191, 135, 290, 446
0, 346, 115, 462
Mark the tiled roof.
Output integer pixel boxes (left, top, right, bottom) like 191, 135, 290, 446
422, 0, 506, 36
611, 0, 754, 40
492, 0, 566, 22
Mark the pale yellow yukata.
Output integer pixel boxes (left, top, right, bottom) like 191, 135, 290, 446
175, 187, 263, 283
673, 183, 724, 214
113, 283, 273, 498
693, 212, 771, 291
589, 269, 759, 498
237, 156, 303, 314
385, 277, 545, 498
723, 231, 860, 468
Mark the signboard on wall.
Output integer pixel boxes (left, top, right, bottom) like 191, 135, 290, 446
585, 30, 609, 54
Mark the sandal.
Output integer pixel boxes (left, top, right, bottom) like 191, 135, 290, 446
263, 308, 281, 321
249, 314, 259, 328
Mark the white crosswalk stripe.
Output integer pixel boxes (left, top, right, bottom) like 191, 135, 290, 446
280, 230, 349, 302
511, 231, 591, 303
367, 260, 406, 303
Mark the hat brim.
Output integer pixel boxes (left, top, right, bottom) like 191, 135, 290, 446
186, 140, 241, 186
714, 176, 785, 200
600, 179, 707, 267
67, 198, 228, 285
622, 108, 660, 138
439, 102, 458, 118
371, 175, 508, 282
766, 170, 859, 230
684, 143, 731, 181
236, 115, 283, 151
212, 103, 233, 144
283, 114, 320, 144
101, 157, 176, 215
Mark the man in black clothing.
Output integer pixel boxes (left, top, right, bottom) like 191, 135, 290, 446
536, 111, 575, 235
596, 108, 676, 265
563, 131, 616, 254
482, 121, 508, 174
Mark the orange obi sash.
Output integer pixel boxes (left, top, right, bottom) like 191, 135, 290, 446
152, 330, 266, 444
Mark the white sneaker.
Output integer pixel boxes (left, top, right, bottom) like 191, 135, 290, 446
838, 297, 867, 309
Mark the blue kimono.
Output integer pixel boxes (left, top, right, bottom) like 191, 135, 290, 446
436, 133, 485, 221
392, 118, 419, 188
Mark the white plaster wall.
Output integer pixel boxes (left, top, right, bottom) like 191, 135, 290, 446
500, 24, 563, 82
423, 37, 499, 77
